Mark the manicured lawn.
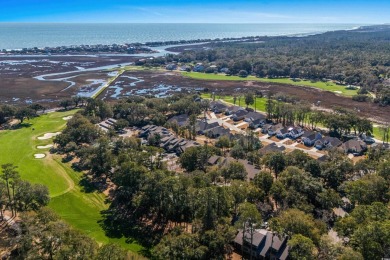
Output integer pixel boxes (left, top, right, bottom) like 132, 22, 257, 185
0, 111, 76, 196
0, 111, 144, 256
201, 93, 267, 113
183, 72, 358, 97
373, 126, 386, 141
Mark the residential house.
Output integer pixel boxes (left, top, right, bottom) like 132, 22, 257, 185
288, 126, 304, 139
234, 229, 289, 260
139, 125, 170, 138
232, 109, 249, 122
98, 118, 117, 131
244, 112, 267, 129
218, 157, 259, 181
258, 143, 286, 156
315, 137, 343, 150
165, 63, 177, 70
220, 67, 230, 74
208, 155, 221, 166
195, 120, 219, 135
302, 131, 322, 146
268, 123, 283, 136
139, 124, 199, 155
175, 140, 200, 155
167, 114, 189, 127
276, 127, 290, 139
180, 65, 191, 72
342, 138, 368, 155
210, 101, 229, 114
238, 159, 260, 181
261, 124, 272, 134
225, 105, 243, 115
205, 126, 230, 139
193, 63, 205, 72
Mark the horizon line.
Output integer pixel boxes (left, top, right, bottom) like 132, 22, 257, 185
0, 22, 376, 25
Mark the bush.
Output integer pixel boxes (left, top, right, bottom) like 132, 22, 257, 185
205, 67, 216, 74
238, 70, 248, 77
352, 94, 370, 102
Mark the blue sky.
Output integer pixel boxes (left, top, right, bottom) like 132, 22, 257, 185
1, 0, 389, 23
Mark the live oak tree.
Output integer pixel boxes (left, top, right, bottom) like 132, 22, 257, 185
335, 202, 390, 259
96, 244, 128, 260
288, 234, 316, 260
270, 209, 325, 245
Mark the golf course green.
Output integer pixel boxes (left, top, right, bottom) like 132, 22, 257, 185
0, 110, 144, 256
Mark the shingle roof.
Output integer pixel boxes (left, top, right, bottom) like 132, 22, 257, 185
245, 112, 266, 121
234, 229, 289, 260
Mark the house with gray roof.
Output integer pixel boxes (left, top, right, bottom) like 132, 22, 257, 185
167, 114, 189, 127
234, 229, 289, 260
268, 123, 284, 136
232, 109, 249, 122
261, 124, 272, 134
195, 120, 219, 135
210, 101, 229, 114
208, 155, 222, 165
315, 136, 342, 150
205, 126, 230, 139
288, 126, 304, 139
302, 131, 322, 146
258, 143, 286, 156
342, 138, 368, 155
225, 105, 243, 115
245, 112, 267, 129
276, 127, 290, 139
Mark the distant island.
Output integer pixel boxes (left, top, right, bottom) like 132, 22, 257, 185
5, 25, 390, 56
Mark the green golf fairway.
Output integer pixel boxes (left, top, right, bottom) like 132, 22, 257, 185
0, 110, 144, 255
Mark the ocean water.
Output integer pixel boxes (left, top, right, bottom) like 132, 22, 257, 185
0, 23, 364, 50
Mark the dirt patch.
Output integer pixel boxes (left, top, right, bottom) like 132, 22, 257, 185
283, 140, 295, 145
269, 136, 282, 142
352, 155, 366, 164
296, 143, 312, 150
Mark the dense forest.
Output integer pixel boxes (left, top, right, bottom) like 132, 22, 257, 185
140, 26, 390, 106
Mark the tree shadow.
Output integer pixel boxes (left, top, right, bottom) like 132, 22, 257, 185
99, 208, 166, 256
61, 154, 74, 163
11, 123, 32, 130
79, 175, 101, 193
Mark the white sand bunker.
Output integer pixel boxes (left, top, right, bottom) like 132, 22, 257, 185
34, 154, 46, 159
334, 91, 342, 94
63, 116, 73, 121
37, 132, 61, 140
37, 144, 54, 149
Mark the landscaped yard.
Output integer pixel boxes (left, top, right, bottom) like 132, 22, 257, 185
183, 72, 358, 97
0, 111, 144, 256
